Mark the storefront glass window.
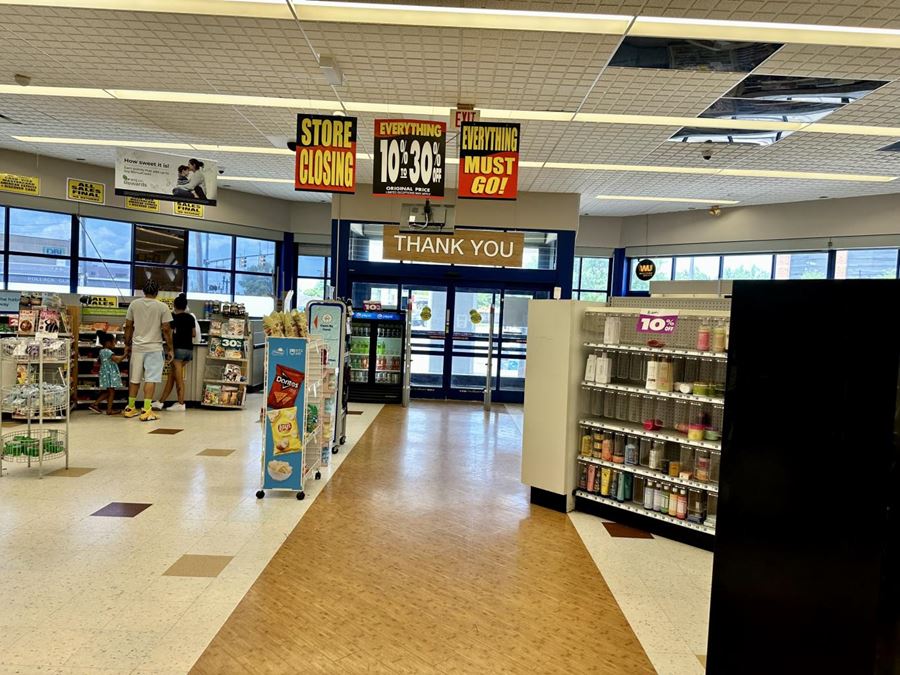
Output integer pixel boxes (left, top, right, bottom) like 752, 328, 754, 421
234, 272, 275, 316
9, 255, 70, 292
721, 254, 773, 279
188, 232, 232, 270
188, 269, 232, 301
9, 209, 71, 255
629, 257, 673, 292
834, 249, 898, 279
236, 237, 275, 274
78, 260, 130, 295
79, 217, 132, 261
674, 256, 720, 280
297, 255, 330, 308
773, 252, 829, 279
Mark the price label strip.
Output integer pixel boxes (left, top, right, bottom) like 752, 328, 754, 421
373, 119, 446, 198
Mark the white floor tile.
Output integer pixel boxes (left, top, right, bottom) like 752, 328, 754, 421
0, 396, 382, 674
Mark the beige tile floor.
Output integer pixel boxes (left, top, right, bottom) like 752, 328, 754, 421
0, 396, 382, 675
509, 401, 711, 674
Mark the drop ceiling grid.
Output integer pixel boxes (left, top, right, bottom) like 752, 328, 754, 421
754, 45, 900, 80
0, 8, 331, 96
735, 134, 900, 173
579, 67, 743, 116
818, 85, 900, 126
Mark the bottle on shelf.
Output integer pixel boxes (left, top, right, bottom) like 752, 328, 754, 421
595, 352, 612, 384
600, 467, 612, 496
656, 356, 673, 393
676, 489, 688, 520
697, 320, 711, 352
645, 356, 658, 391
668, 486, 678, 517
644, 480, 655, 510
712, 320, 727, 353
653, 482, 664, 512
603, 315, 621, 345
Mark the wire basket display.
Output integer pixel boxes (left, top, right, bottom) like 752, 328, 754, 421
0, 337, 70, 363
1, 428, 67, 463
1, 383, 70, 417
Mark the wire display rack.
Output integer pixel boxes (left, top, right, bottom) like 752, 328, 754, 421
0, 335, 71, 477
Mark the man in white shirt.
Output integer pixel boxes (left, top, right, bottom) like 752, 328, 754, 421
123, 280, 174, 421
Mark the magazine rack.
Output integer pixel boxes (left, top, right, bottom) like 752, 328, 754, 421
201, 311, 249, 409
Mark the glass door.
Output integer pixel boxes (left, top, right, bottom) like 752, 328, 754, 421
402, 285, 448, 397
449, 287, 499, 399
497, 288, 550, 395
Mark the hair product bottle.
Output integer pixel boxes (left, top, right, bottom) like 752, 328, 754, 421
645, 356, 659, 391
676, 489, 688, 520
644, 481, 655, 510
600, 468, 612, 496
596, 352, 612, 384
668, 485, 678, 517
586, 464, 597, 493
712, 321, 726, 353
697, 320, 711, 352
656, 356, 673, 393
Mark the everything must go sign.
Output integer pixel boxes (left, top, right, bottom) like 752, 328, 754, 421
382, 226, 524, 267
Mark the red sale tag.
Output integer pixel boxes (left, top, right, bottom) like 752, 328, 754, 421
636, 311, 679, 334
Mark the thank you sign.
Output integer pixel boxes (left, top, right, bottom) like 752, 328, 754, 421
383, 226, 524, 267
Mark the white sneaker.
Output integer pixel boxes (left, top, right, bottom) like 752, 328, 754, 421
168, 403, 186, 411
150, 401, 164, 410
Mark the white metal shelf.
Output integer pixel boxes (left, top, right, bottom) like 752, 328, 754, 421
206, 355, 248, 363
203, 379, 247, 385
581, 381, 724, 405
584, 342, 727, 360
576, 490, 716, 535
579, 418, 722, 451
577, 455, 719, 493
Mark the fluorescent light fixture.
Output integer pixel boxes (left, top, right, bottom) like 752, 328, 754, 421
220, 176, 294, 183
3, 84, 900, 139
544, 161, 895, 182
630, 16, 900, 49
0, 84, 113, 98
11, 135, 194, 150
292, 1, 631, 33
0, 0, 897, 49
597, 195, 740, 204
192, 144, 293, 155
719, 168, 896, 182
106, 89, 338, 109
11, 137, 896, 183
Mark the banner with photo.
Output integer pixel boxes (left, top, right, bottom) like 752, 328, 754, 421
295, 113, 357, 194
114, 148, 218, 206
458, 122, 520, 200
373, 119, 445, 198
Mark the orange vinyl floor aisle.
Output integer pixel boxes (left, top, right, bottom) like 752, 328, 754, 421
191, 402, 654, 674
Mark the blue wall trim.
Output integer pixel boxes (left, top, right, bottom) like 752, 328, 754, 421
279, 231, 295, 303
611, 247, 628, 297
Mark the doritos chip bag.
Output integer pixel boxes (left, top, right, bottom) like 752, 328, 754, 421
267, 408, 301, 455
268, 364, 304, 409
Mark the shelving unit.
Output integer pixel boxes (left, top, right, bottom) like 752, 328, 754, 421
0, 335, 71, 477
76, 305, 130, 408
201, 312, 248, 409
574, 303, 730, 543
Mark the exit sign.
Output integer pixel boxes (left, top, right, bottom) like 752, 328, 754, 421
451, 108, 480, 129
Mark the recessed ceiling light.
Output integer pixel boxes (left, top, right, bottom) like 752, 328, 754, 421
597, 195, 740, 204
218, 176, 294, 183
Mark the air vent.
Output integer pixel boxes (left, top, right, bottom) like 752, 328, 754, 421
0, 113, 21, 125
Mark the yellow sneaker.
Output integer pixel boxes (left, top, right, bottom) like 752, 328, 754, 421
122, 407, 141, 418
139, 410, 159, 422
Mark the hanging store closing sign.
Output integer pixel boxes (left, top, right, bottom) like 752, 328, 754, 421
295, 113, 357, 194
458, 122, 520, 200
383, 226, 524, 267
373, 119, 445, 198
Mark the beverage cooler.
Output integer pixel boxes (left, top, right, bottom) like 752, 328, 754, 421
348, 310, 406, 403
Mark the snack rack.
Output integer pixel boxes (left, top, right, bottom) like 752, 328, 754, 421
256, 336, 325, 501
202, 311, 249, 409
75, 303, 130, 409
0, 335, 71, 478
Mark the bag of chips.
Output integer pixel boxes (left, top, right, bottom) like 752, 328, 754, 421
267, 364, 304, 409
267, 408, 301, 455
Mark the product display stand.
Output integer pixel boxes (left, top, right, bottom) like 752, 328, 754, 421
575, 303, 730, 545
202, 311, 249, 409
307, 300, 349, 462
0, 335, 71, 478
76, 303, 130, 408
256, 336, 325, 500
